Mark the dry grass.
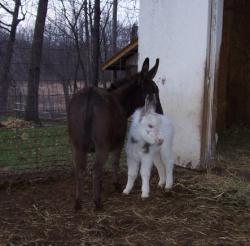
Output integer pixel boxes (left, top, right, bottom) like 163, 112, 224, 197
0, 118, 32, 129
0, 168, 249, 245
215, 127, 250, 181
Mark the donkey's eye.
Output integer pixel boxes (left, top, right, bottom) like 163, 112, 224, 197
148, 124, 154, 128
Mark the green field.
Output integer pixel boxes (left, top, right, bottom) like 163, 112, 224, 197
0, 123, 127, 172
0, 124, 72, 171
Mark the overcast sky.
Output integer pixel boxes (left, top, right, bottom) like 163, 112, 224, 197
0, 0, 139, 32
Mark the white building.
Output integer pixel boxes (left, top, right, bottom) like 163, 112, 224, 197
139, 0, 250, 168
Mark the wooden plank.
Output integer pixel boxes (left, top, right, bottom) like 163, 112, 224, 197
200, 0, 224, 168
101, 39, 138, 71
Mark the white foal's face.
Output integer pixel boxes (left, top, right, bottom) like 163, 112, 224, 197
139, 113, 163, 145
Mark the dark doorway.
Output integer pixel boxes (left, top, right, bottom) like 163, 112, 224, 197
217, 0, 250, 132
215, 0, 250, 179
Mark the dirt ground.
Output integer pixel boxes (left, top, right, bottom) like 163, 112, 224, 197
0, 130, 250, 245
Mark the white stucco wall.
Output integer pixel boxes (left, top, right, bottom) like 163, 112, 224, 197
139, 0, 210, 168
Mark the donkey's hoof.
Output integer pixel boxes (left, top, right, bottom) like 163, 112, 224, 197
74, 200, 82, 211
113, 182, 123, 193
94, 201, 103, 210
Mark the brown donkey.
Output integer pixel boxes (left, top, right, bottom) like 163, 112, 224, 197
68, 58, 163, 210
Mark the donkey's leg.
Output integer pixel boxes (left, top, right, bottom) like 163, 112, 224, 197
73, 148, 87, 211
111, 145, 123, 192
161, 151, 174, 190
93, 147, 109, 209
123, 158, 140, 195
153, 153, 166, 188
140, 157, 154, 198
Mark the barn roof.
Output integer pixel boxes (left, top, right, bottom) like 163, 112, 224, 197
101, 38, 138, 71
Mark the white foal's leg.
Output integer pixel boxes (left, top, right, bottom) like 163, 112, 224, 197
161, 150, 174, 190
123, 158, 140, 195
140, 156, 154, 198
153, 153, 166, 188
165, 158, 174, 189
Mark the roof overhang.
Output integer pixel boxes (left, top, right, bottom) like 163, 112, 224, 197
101, 39, 138, 71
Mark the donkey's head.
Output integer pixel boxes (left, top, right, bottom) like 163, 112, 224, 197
131, 58, 163, 114
111, 58, 163, 115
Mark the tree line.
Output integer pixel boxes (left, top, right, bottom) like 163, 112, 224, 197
0, 0, 138, 122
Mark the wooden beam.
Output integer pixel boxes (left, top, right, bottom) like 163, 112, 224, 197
101, 39, 138, 71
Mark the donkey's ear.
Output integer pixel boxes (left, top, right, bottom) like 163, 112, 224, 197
140, 95, 150, 120
148, 58, 159, 79
152, 94, 157, 109
141, 57, 150, 76
144, 94, 151, 113
145, 94, 156, 113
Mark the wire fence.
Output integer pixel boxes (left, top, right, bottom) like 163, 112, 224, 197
0, 79, 86, 179
7, 83, 61, 117
0, 43, 125, 181
0, 79, 125, 182
0, 0, 139, 182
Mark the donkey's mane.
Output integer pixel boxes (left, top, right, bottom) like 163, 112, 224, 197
108, 74, 139, 91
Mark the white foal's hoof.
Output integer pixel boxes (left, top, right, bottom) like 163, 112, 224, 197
141, 192, 149, 199
123, 189, 130, 195
158, 181, 165, 188
165, 183, 173, 190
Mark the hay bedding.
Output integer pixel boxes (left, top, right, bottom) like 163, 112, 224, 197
0, 128, 250, 245
0, 119, 32, 129
215, 128, 250, 181
0, 167, 249, 246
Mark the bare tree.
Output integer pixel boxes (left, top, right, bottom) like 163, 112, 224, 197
91, 0, 100, 86
84, 0, 91, 84
0, 0, 25, 112
25, 0, 49, 122
112, 0, 118, 82
59, 0, 86, 85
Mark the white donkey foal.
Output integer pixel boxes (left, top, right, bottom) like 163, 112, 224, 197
123, 99, 174, 198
